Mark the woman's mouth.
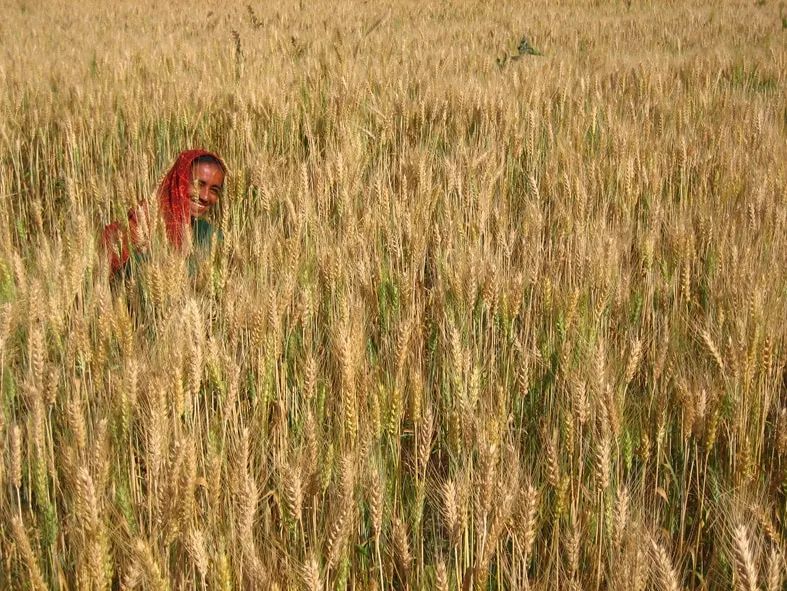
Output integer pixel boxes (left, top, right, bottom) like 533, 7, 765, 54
191, 198, 211, 217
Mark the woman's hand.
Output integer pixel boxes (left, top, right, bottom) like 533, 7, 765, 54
129, 204, 151, 255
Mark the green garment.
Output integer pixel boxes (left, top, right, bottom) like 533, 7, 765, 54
114, 218, 222, 282
192, 218, 223, 253
188, 218, 223, 276
111, 218, 223, 328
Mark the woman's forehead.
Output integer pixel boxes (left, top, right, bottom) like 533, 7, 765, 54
193, 161, 224, 179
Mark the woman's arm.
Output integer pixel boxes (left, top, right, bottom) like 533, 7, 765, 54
101, 203, 151, 276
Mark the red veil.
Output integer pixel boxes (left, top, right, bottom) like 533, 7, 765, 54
102, 149, 225, 274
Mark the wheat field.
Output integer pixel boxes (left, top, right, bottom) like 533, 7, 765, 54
1, 0, 786, 589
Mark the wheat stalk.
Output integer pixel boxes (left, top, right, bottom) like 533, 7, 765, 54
730, 522, 759, 591
767, 546, 783, 591
10, 516, 47, 591
649, 537, 680, 591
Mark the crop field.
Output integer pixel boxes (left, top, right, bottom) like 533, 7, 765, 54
1, 0, 786, 589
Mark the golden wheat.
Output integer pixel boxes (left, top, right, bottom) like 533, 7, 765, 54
0, 0, 786, 588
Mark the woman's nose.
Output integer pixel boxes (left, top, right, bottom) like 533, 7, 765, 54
201, 187, 217, 205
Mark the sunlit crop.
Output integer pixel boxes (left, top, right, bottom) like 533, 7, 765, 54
1, 1, 786, 589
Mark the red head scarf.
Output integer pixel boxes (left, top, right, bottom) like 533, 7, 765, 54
102, 149, 225, 274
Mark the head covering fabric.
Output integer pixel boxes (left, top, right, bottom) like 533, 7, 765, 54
101, 149, 225, 274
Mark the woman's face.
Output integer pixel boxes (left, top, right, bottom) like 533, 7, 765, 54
189, 161, 225, 218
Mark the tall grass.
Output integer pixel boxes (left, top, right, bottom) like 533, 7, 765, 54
1, 0, 786, 588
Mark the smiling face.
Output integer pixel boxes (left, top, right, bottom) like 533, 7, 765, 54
189, 161, 225, 219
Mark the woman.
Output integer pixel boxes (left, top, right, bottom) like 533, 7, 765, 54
103, 149, 226, 276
